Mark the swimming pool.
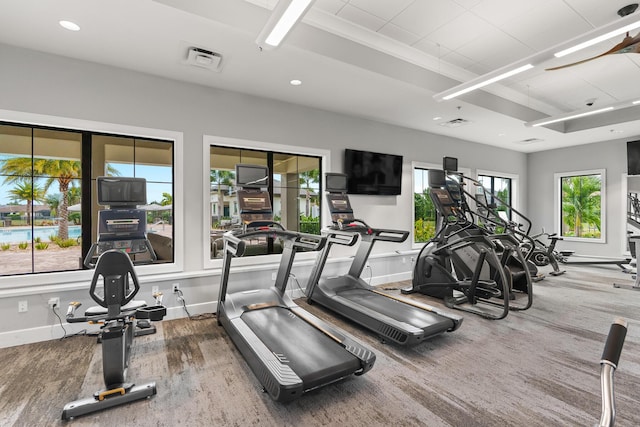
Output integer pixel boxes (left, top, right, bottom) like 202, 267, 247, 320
0, 225, 81, 244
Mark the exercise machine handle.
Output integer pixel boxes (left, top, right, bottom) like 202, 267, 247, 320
598, 318, 627, 427
601, 318, 627, 368
66, 301, 82, 320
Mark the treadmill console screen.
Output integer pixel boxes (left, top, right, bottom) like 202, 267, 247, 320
326, 193, 355, 224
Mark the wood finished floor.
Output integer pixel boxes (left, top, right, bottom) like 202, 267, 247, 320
2, 263, 640, 426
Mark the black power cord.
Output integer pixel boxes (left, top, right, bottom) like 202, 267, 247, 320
174, 288, 215, 321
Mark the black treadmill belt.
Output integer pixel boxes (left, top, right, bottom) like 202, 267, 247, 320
336, 288, 455, 331
241, 307, 360, 390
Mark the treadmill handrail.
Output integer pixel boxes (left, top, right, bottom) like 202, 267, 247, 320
223, 227, 325, 254
332, 218, 409, 243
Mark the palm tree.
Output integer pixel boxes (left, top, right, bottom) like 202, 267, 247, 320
44, 193, 61, 218
561, 175, 602, 237
299, 169, 319, 217
210, 169, 235, 220
1, 157, 81, 239
160, 192, 172, 206
8, 180, 46, 225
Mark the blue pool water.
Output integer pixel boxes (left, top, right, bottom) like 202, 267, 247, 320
0, 225, 81, 244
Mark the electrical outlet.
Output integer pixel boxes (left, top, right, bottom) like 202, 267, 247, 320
18, 300, 28, 313
172, 283, 180, 293
402, 257, 406, 264
152, 285, 159, 294
271, 272, 277, 281
48, 297, 60, 309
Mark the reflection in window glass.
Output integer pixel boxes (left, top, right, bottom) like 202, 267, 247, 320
478, 174, 512, 220
209, 146, 321, 259
0, 123, 174, 277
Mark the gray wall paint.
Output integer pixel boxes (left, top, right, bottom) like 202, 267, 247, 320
0, 43, 529, 345
527, 138, 637, 257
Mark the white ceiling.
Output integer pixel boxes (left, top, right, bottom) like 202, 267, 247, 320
1, 0, 640, 152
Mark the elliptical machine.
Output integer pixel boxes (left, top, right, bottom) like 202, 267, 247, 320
403, 161, 533, 319
62, 177, 166, 420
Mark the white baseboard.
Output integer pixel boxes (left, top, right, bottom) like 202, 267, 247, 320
0, 301, 217, 349
0, 270, 411, 349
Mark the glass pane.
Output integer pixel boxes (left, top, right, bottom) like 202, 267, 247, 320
94, 135, 135, 178
210, 147, 243, 259
414, 168, 435, 243
560, 174, 602, 239
34, 178, 82, 273
33, 129, 82, 179
0, 124, 32, 178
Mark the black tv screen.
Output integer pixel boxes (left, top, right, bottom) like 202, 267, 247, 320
344, 149, 402, 195
628, 140, 640, 175
443, 156, 458, 172
97, 177, 147, 207
325, 173, 348, 193
235, 164, 269, 188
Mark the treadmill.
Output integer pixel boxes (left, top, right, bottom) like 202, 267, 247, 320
216, 164, 375, 402
305, 173, 462, 346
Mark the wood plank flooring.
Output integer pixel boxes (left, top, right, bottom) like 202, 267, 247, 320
2, 263, 640, 426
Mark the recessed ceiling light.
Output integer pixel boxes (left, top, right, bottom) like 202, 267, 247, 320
290, 79, 302, 86
59, 20, 80, 31
432, 116, 442, 121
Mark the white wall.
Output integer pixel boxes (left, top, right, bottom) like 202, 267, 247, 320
0, 43, 527, 346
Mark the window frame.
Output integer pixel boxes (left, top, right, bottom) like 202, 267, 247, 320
554, 168, 606, 243
476, 169, 519, 223
202, 135, 330, 270
0, 108, 184, 290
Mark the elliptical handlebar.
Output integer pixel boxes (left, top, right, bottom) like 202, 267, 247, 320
598, 318, 628, 427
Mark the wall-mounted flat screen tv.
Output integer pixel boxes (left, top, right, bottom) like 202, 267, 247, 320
628, 140, 640, 175
344, 149, 402, 195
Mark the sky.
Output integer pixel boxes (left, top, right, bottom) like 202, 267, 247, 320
0, 162, 172, 206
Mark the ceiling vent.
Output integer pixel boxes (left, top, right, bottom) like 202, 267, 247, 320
439, 118, 471, 128
186, 47, 222, 71
515, 138, 544, 145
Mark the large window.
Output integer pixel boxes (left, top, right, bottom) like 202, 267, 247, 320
0, 123, 174, 276
208, 145, 321, 259
413, 167, 437, 244
478, 174, 512, 220
555, 169, 605, 241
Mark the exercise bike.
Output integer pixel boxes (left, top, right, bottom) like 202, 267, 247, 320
62, 250, 166, 420
61, 177, 166, 420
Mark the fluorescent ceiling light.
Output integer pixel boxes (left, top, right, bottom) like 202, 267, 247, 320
555, 20, 640, 58
256, 0, 315, 49
437, 64, 533, 101
528, 107, 614, 127
59, 20, 80, 31
526, 97, 640, 127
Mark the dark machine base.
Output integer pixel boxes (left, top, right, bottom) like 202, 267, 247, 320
62, 382, 156, 420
